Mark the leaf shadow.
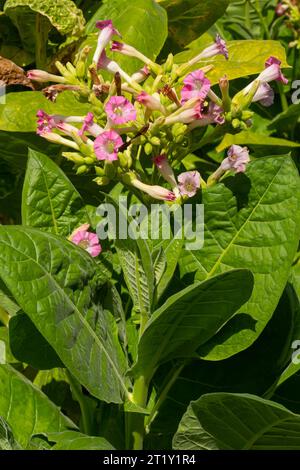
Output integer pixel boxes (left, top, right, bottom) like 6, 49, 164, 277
198, 313, 258, 357
223, 173, 252, 211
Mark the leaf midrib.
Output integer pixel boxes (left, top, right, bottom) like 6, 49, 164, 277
0, 233, 129, 399
206, 160, 285, 279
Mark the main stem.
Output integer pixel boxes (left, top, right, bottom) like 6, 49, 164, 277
127, 310, 150, 450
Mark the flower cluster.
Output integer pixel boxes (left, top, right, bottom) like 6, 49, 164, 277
28, 19, 288, 216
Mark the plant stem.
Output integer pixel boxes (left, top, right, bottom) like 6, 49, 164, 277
130, 375, 149, 450
146, 362, 185, 432
66, 370, 93, 435
254, 0, 271, 39
0, 306, 9, 327
35, 13, 48, 69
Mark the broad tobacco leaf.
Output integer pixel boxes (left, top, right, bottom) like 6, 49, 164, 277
0, 364, 74, 448
175, 39, 289, 85
47, 431, 114, 450
84, 0, 168, 74
0, 226, 129, 403
22, 150, 89, 237
0, 416, 21, 450
179, 156, 300, 359
0, 91, 90, 132
159, 0, 229, 49
173, 393, 300, 450
4, 0, 85, 45
133, 269, 253, 377
217, 131, 300, 152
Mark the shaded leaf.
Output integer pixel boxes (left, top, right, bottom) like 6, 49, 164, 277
173, 393, 300, 450
133, 269, 253, 377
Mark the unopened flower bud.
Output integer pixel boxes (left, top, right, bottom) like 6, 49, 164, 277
62, 152, 86, 164
94, 166, 105, 176
104, 161, 117, 178
150, 136, 161, 146
76, 164, 88, 175
164, 53, 174, 73
144, 142, 153, 155
93, 176, 110, 186
232, 118, 241, 129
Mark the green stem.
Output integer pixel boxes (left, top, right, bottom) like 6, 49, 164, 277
35, 13, 48, 69
277, 82, 289, 112
254, 0, 271, 39
0, 307, 9, 327
66, 370, 93, 435
146, 363, 185, 432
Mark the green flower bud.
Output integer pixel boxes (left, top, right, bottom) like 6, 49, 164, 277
85, 157, 96, 165
62, 152, 85, 164
241, 110, 254, 121
93, 176, 110, 186
150, 136, 161, 146
76, 164, 88, 175
164, 53, 174, 73
232, 118, 241, 129
94, 166, 105, 176
76, 61, 86, 79
104, 161, 117, 178
172, 122, 187, 137
144, 142, 153, 155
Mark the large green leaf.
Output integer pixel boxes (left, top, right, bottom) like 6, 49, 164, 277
0, 226, 128, 403
4, 0, 85, 44
217, 131, 300, 152
0, 364, 74, 448
9, 313, 63, 369
47, 430, 114, 450
0, 91, 90, 132
0, 416, 21, 450
179, 156, 300, 359
173, 393, 300, 450
133, 269, 253, 377
22, 150, 89, 236
175, 39, 288, 85
160, 0, 229, 49
85, 0, 168, 74
146, 287, 296, 449
268, 104, 300, 132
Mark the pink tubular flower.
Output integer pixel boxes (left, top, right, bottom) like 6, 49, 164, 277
178, 171, 201, 198
36, 110, 59, 135
252, 83, 274, 107
93, 20, 121, 65
69, 224, 102, 257
136, 91, 166, 114
153, 155, 178, 190
97, 51, 132, 83
189, 102, 225, 129
38, 131, 79, 150
27, 70, 66, 83
78, 112, 103, 137
164, 99, 202, 125
105, 96, 136, 125
131, 65, 150, 83
258, 56, 288, 85
111, 41, 153, 66
181, 70, 211, 104
221, 145, 250, 173
94, 130, 123, 161
131, 178, 176, 201
188, 35, 228, 67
